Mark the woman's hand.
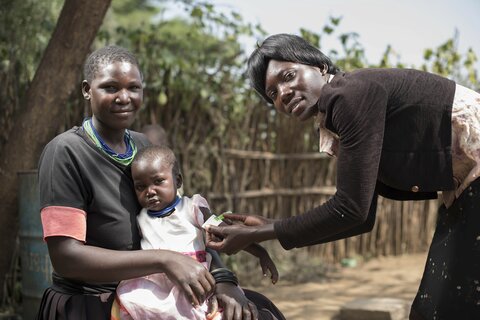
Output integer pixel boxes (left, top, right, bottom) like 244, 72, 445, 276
46, 237, 215, 307
205, 223, 257, 255
205, 214, 277, 255
214, 282, 258, 320
223, 214, 272, 227
161, 251, 216, 307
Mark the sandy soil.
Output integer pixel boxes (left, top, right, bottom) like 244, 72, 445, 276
250, 252, 428, 320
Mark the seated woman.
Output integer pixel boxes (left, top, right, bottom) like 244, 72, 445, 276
36, 45, 285, 320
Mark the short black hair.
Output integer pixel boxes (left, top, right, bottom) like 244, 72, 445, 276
83, 45, 142, 82
133, 145, 180, 177
247, 33, 339, 104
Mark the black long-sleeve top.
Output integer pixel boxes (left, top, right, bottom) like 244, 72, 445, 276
274, 68, 456, 250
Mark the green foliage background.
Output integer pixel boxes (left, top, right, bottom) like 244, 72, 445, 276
2, 0, 478, 160
2, 0, 477, 161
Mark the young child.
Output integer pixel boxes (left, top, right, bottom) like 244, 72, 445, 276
113, 145, 279, 319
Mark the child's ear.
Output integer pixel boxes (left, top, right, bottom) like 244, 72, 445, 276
176, 173, 183, 189
82, 80, 91, 100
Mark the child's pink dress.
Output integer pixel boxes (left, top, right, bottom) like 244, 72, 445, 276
114, 195, 221, 320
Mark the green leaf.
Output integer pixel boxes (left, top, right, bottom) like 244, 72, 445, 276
423, 49, 433, 60
190, 6, 203, 18
323, 26, 334, 35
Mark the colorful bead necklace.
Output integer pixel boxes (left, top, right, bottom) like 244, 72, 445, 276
82, 118, 137, 165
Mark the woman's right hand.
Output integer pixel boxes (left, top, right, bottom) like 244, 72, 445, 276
161, 251, 216, 307
46, 237, 214, 306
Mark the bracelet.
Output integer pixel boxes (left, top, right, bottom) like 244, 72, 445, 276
211, 267, 239, 286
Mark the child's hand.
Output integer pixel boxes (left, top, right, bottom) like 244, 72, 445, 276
214, 282, 259, 320
258, 250, 279, 284
244, 243, 279, 284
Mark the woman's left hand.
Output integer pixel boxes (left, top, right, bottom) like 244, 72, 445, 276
206, 213, 277, 255
214, 282, 258, 320
205, 223, 257, 255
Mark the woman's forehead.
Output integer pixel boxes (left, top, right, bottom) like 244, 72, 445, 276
94, 61, 141, 80
267, 60, 294, 73
265, 60, 297, 86
103, 61, 136, 72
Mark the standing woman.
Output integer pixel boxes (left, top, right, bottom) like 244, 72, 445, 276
206, 33, 480, 319
36, 45, 284, 320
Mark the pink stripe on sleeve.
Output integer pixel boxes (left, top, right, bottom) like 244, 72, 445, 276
41, 206, 87, 242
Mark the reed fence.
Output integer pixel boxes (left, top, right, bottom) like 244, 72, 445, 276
205, 148, 439, 266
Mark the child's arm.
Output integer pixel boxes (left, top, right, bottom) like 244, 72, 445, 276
200, 207, 279, 284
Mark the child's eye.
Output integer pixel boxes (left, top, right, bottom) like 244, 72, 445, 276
135, 184, 145, 192
154, 179, 164, 185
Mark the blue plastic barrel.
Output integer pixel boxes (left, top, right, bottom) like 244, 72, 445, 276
18, 170, 52, 319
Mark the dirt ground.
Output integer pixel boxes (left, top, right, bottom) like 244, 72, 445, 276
250, 252, 428, 320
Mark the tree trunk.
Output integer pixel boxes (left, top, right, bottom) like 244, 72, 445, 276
0, 0, 111, 299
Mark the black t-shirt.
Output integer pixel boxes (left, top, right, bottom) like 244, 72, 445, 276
39, 126, 151, 250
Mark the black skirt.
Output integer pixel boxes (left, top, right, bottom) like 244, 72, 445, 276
35, 286, 115, 319
410, 179, 480, 319
36, 285, 285, 320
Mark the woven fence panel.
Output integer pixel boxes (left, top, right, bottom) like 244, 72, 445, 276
207, 149, 439, 264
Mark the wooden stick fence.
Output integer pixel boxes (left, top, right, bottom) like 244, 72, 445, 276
207, 148, 439, 265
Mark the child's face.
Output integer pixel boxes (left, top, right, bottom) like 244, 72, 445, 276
83, 61, 143, 131
132, 157, 180, 211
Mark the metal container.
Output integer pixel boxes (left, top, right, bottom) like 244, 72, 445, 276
17, 170, 52, 319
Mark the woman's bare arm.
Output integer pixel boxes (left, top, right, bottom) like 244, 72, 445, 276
47, 236, 214, 306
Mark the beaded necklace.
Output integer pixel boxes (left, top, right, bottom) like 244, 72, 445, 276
82, 118, 137, 165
